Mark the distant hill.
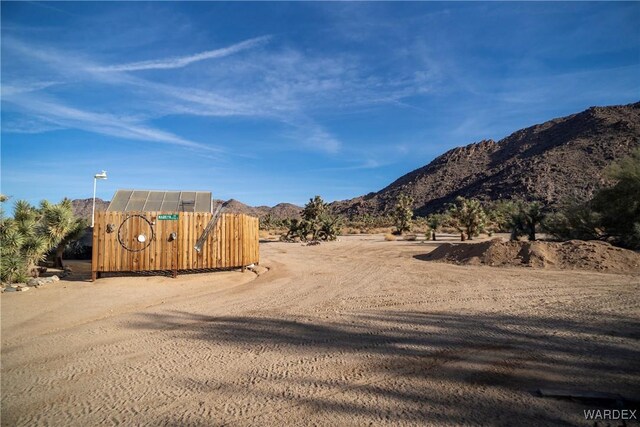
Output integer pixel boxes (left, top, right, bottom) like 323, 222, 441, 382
211, 199, 301, 219
71, 198, 109, 220
72, 197, 301, 220
331, 101, 640, 217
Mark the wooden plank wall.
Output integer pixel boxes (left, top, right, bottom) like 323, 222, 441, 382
92, 212, 259, 275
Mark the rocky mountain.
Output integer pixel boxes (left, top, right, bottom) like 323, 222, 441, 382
268, 203, 303, 220
211, 199, 301, 219
332, 101, 640, 217
73, 197, 301, 220
71, 198, 110, 220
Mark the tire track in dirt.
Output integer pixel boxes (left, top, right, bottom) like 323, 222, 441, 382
2, 236, 639, 426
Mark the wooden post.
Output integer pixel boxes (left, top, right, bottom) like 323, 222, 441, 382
91, 271, 97, 282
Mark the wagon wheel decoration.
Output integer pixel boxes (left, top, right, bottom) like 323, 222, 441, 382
117, 214, 155, 252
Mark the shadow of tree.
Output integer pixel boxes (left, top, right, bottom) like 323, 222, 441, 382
130, 310, 640, 425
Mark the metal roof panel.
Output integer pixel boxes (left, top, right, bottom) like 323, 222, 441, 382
107, 190, 212, 212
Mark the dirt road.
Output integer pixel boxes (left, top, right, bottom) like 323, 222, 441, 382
2, 236, 639, 426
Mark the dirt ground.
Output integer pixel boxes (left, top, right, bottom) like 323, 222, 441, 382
1, 235, 639, 426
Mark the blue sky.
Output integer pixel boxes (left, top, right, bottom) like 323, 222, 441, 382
2, 2, 639, 207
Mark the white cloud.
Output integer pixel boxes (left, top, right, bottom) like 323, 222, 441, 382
90, 36, 272, 72
2, 34, 445, 155
3, 92, 221, 152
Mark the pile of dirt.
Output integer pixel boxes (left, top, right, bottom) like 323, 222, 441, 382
425, 239, 640, 274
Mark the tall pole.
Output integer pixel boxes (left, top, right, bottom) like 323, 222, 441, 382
92, 177, 97, 228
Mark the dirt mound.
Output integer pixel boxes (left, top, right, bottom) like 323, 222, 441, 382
425, 239, 640, 274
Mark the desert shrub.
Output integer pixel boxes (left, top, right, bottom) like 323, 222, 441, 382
485, 200, 517, 233
260, 214, 293, 231
282, 196, 342, 242
448, 197, 487, 240
393, 193, 414, 235
426, 213, 448, 240
412, 217, 428, 234
544, 149, 640, 248
502, 200, 545, 241
259, 229, 271, 239
259, 214, 275, 230
384, 233, 396, 241
403, 234, 417, 241
543, 201, 601, 242
40, 199, 88, 268
589, 148, 640, 249
0, 197, 86, 282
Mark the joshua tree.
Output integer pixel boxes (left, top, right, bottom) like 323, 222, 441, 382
40, 199, 88, 268
393, 193, 414, 235
284, 196, 341, 242
426, 213, 447, 241
302, 196, 327, 223
448, 196, 487, 241
1, 199, 47, 281
0, 198, 87, 282
516, 201, 544, 241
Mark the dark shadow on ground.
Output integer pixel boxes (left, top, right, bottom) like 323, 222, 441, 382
130, 309, 640, 425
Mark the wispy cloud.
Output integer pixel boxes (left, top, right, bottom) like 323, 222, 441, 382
91, 35, 272, 72
3, 92, 221, 152
1, 81, 61, 97
1, 31, 444, 155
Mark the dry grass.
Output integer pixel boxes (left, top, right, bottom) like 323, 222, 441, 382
384, 233, 396, 241
259, 230, 272, 239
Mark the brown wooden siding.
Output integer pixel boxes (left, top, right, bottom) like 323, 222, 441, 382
92, 212, 259, 275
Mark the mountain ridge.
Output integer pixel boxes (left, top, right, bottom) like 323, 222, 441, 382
72, 101, 640, 220
331, 101, 640, 217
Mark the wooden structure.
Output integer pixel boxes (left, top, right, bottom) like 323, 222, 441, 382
91, 211, 259, 280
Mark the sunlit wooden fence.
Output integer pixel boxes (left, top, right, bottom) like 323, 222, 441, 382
92, 211, 259, 280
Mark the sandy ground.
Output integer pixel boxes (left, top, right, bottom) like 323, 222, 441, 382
1, 235, 639, 426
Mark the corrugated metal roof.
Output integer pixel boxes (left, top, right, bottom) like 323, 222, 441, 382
107, 190, 212, 212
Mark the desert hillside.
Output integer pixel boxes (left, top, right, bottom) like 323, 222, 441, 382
332, 101, 640, 217
70, 198, 109, 219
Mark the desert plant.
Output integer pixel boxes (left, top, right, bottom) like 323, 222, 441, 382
543, 201, 602, 242
426, 213, 447, 240
259, 214, 274, 230
1, 199, 44, 280
384, 233, 396, 241
0, 197, 87, 282
40, 198, 88, 268
448, 197, 487, 240
486, 200, 518, 233
412, 217, 428, 234
500, 200, 545, 241
589, 148, 640, 248
359, 213, 375, 233
283, 196, 341, 242
544, 149, 640, 249
393, 193, 414, 235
